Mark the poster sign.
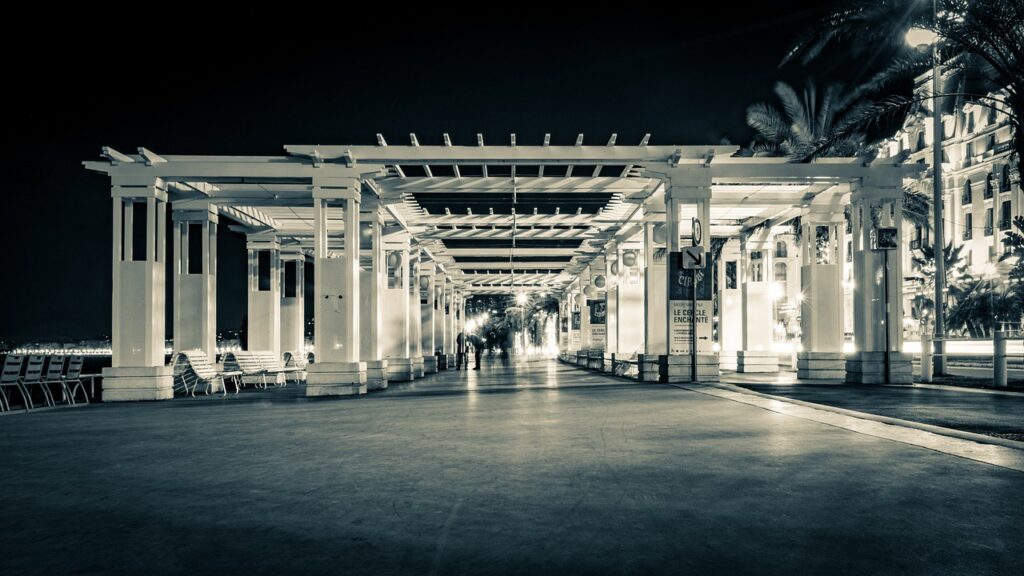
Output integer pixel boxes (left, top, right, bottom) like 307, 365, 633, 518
588, 299, 606, 348
571, 311, 581, 330
668, 251, 713, 354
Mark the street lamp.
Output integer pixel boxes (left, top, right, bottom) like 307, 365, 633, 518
906, 6, 947, 375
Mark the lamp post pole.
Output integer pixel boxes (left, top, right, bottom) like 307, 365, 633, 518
930, 1, 948, 376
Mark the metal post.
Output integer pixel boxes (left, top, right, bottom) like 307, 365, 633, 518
691, 267, 697, 382
884, 249, 891, 385
920, 330, 933, 383
994, 331, 1007, 388
931, 0, 947, 376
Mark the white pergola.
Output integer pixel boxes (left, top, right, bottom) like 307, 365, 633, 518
86, 133, 922, 400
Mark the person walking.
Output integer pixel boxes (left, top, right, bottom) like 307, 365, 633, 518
456, 331, 465, 370
473, 337, 482, 370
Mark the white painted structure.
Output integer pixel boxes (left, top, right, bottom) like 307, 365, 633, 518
87, 138, 922, 400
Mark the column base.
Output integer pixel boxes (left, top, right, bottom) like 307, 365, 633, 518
365, 360, 389, 391
797, 352, 846, 380
637, 354, 660, 382
412, 356, 425, 378
447, 354, 457, 369
737, 350, 779, 373
719, 350, 738, 371
845, 352, 913, 384
587, 349, 604, 370
101, 366, 174, 402
658, 354, 720, 383
423, 355, 438, 374
386, 357, 414, 382
305, 362, 367, 396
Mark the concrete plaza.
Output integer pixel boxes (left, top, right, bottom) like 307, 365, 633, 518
2, 358, 1022, 575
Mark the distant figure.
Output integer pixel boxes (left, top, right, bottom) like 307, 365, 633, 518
456, 332, 465, 370
474, 339, 482, 370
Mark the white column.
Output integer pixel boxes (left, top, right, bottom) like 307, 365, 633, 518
383, 230, 413, 382
664, 174, 718, 382
173, 205, 217, 360
280, 251, 306, 360
605, 247, 619, 355
409, 251, 424, 378
579, 268, 592, 352
798, 204, 846, 379
103, 178, 173, 401
306, 180, 366, 395
421, 261, 438, 373
434, 270, 446, 364
737, 228, 777, 373
847, 175, 911, 383
360, 207, 388, 390
642, 218, 667, 356
246, 235, 281, 355
616, 246, 645, 357
717, 239, 742, 370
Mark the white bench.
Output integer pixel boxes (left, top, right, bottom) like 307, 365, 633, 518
172, 350, 227, 396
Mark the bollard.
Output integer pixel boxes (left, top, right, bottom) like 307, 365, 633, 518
994, 331, 1007, 388
920, 331, 933, 383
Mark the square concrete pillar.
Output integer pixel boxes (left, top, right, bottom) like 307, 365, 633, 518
738, 228, 778, 373
280, 251, 306, 362
103, 180, 174, 401
717, 239, 742, 370
409, 251, 425, 378
846, 178, 911, 384
798, 203, 847, 380
246, 236, 281, 356
307, 185, 366, 396
359, 208, 388, 390
420, 262, 438, 373
172, 206, 218, 361
658, 173, 719, 382
383, 231, 412, 382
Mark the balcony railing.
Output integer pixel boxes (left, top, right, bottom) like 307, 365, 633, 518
1000, 219, 1012, 231
909, 239, 922, 250
984, 225, 994, 237
963, 229, 973, 240
984, 186, 994, 199
962, 192, 972, 204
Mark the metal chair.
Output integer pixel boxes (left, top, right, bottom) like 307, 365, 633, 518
61, 356, 89, 405
0, 355, 28, 412
20, 355, 55, 409
41, 355, 70, 405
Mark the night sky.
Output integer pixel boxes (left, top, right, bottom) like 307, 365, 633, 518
3, 3, 893, 342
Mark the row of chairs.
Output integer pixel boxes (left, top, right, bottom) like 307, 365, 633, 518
172, 350, 307, 397
0, 355, 89, 412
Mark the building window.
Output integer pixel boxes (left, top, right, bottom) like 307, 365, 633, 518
988, 106, 997, 125
910, 225, 923, 250
963, 212, 973, 240
1002, 165, 1013, 192
774, 262, 788, 282
257, 250, 272, 291
967, 111, 975, 133
1001, 200, 1012, 231
774, 241, 788, 258
985, 173, 995, 199
916, 131, 926, 152
962, 179, 973, 204
985, 208, 994, 236
749, 251, 764, 283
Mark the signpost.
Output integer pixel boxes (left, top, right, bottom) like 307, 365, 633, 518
872, 227, 898, 384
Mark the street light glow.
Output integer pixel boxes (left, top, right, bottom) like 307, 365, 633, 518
905, 27, 938, 48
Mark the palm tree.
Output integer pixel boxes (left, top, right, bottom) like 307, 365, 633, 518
741, 78, 934, 232
744, 79, 869, 160
784, 0, 1024, 182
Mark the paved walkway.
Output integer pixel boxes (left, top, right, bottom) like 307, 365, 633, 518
727, 370, 1024, 441
1, 358, 1022, 575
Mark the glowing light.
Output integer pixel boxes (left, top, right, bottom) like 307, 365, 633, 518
516, 293, 527, 305
770, 282, 785, 301
905, 27, 938, 48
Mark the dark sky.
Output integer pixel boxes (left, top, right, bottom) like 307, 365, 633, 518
4, 3, 889, 342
